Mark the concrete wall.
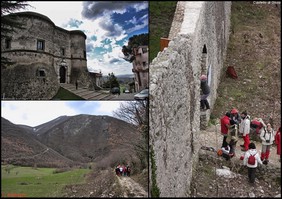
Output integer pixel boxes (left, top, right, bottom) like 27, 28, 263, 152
149, 1, 231, 197
1, 12, 89, 99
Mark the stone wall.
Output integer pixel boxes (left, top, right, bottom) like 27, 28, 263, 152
149, 1, 231, 197
1, 12, 89, 99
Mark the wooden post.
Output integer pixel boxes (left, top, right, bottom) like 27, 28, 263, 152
160, 38, 170, 52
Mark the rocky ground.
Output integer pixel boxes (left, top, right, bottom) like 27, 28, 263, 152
117, 175, 148, 197
190, 124, 281, 197
63, 168, 148, 197
191, 3, 281, 197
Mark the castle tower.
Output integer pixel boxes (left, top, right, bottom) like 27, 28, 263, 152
1, 11, 89, 99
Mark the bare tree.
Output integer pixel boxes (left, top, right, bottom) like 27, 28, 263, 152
113, 100, 149, 169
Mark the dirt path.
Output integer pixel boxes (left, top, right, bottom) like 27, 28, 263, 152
117, 176, 148, 197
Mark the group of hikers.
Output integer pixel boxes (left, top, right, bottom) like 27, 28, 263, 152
115, 164, 131, 177
218, 108, 281, 184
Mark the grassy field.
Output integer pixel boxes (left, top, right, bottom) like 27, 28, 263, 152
52, 87, 84, 100
1, 165, 91, 197
149, 1, 177, 62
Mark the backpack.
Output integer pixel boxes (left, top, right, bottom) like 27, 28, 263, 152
248, 153, 257, 165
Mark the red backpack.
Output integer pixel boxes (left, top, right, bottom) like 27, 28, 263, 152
248, 153, 257, 165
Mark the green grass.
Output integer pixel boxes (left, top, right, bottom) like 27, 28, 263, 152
52, 87, 84, 100
149, 1, 177, 62
1, 165, 90, 197
149, 146, 160, 197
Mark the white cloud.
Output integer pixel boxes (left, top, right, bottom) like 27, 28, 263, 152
24, 1, 83, 28
1, 101, 77, 127
1, 101, 126, 127
127, 16, 148, 34
95, 101, 124, 116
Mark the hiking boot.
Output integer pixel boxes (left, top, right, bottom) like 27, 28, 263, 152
263, 160, 268, 165
240, 144, 245, 147
200, 100, 205, 110
204, 99, 210, 109
241, 148, 247, 152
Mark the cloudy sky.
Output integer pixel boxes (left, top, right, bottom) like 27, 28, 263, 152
1, 101, 126, 127
19, 1, 148, 75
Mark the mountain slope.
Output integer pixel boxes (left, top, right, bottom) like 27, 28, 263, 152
2, 114, 141, 168
35, 114, 140, 163
1, 117, 75, 167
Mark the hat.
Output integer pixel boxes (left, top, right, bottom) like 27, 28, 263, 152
200, 75, 207, 80
231, 108, 238, 114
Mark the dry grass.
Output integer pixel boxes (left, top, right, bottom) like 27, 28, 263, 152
212, 2, 281, 129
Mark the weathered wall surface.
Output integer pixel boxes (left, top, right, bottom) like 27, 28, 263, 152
149, 1, 231, 197
1, 12, 89, 99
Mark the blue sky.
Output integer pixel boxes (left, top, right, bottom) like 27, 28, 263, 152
1, 101, 126, 127
19, 1, 148, 75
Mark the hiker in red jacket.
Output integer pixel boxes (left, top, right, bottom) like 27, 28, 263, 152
250, 118, 265, 134
275, 127, 281, 162
221, 112, 230, 148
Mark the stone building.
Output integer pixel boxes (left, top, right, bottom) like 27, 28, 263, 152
1, 11, 90, 99
132, 45, 149, 92
89, 70, 103, 90
149, 2, 232, 197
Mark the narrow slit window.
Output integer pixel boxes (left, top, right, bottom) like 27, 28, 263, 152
61, 48, 65, 56
37, 40, 45, 50
5, 38, 11, 49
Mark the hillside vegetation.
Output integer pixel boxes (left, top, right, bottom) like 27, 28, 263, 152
212, 2, 281, 129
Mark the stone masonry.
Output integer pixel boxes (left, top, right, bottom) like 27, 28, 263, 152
149, 2, 231, 197
1, 12, 90, 99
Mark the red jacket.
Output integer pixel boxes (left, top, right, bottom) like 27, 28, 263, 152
251, 119, 263, 134
221, 115, 230, 135
275, 128, 281, 155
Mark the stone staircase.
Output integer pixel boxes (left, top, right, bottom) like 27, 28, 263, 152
60, 84, 116, 100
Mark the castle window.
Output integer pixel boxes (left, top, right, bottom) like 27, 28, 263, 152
83, 50, 86, 59
37, 40, 45, 51
61, 48, 65, 56
143, 62, 146, 67
37, 69, 46, 77
39, 70, 46, 77
5, 38, 11, 49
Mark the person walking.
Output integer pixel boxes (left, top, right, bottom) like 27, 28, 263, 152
275, 127, 281, 162
75, 80, 78, 90
200, 75, 210, 110
220, 112, 230, 148
275, 126, 281, 162
260, 123, 275, 165
243, 142, 263, 184
230, 108, 241, 137
239, 111, 251, 151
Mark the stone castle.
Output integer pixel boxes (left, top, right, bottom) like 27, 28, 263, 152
1, 11, 90, 99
